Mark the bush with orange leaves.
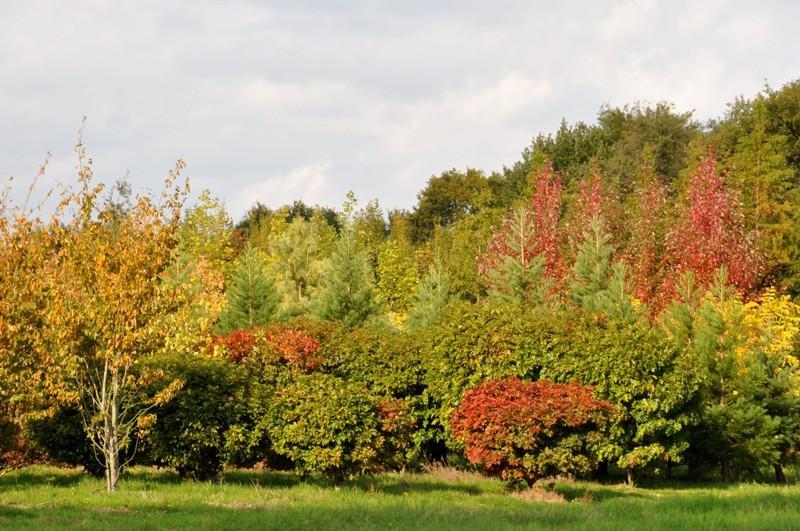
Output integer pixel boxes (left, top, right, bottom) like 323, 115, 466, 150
450, 378, 614, 485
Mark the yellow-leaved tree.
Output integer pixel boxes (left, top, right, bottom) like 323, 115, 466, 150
34, 138, 189, 491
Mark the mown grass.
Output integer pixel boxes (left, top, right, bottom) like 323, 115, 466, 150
1, 466, 799, 530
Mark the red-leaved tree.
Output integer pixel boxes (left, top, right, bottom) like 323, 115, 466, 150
531, 164, 566, 283
450, 378, 614, 485
662, 153, 763, 302
625, 176, 669, 304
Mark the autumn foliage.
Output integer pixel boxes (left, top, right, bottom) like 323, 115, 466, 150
450, 378, 614, 485
662, 153, 763, 300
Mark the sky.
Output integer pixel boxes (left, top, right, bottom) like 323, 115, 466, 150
1, 0, 798, 219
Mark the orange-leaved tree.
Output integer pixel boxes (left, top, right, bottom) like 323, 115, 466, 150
34, 137, 188, 491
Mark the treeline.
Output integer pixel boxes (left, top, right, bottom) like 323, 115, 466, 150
2, 80, 800, 490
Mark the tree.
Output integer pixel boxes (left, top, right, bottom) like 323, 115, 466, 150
217, 245, 280, 333
662, 153, 763, 301
410, 168, 493, 242
375, 236, 420, 318
271, 215, 334, 316
451, 378, 614, 485
478, 206, 549, 304
313, 199, 378, 327
406, 258, 455, 330
36, 143, 187, 491
728, 98, 798, 292
530, 163, 566, 283
624, 172, 669, 304
177, 189, 234, 273
569, 219, 640, 322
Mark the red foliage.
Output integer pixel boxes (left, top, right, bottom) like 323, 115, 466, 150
570, 163, 605, 244
625, 177, 669, 304
209, 329, 256, 362
450, 378, 614, 484
266, 329, 323, 371
478, 162, 566, 295
661, 153, 763, 301
531, 164, 566, 282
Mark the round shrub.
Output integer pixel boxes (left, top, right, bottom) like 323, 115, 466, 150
267, 373, 413, 484
450, 378, 614, 485
141, 353, 252, 480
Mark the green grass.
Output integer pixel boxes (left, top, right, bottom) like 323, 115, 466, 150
1, 466, 799, 530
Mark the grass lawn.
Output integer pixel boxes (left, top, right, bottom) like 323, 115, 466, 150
1, 466, 799, 530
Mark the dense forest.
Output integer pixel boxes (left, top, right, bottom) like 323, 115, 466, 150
3, 79, 800, 491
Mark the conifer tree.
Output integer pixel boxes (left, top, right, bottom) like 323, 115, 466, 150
479, 206, 549, 304
406, 258, 455, 330
570, 218, 639, 322
217, 246, 280, 333
313, 212, 378, 328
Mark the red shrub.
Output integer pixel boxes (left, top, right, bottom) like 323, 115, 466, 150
266, 329, 322, 371
209, 329, 256, 362
450, 378, 614, 485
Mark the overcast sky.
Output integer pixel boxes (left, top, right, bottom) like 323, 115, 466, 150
2, 1, 798, 219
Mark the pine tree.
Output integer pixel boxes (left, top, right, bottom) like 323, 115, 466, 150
570, 218, 612, 311
479, 206, 549, 304
313, 225, 378, 328
406, 257, 455, 330
570, 218, 639, 322
217, 246, 280, 333
691, 273, 782, 481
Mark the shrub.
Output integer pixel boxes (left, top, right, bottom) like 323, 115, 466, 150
209, 329, 257, 362
267, 373, 412, 484
450, 378, 614, 485
423, 300, 553, 446
141, 353, 252, 480
24, 407, 104, 477
266, 329, 322, 370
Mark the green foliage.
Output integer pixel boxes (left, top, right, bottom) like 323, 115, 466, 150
142, 353, 252, 480
410, 168, 493, 242
24, 407, 104, 477
569, 219, 640, 322
423, 301, 549, 446
271, 215, 335, 316
266, 373, 410, 483
539, 314, 701, 481
217, 246, 280, 334
313, 227, 378, 328
177, 189, 234, 272
375, 237, 419, 316
406, 258, 455, 331
322, 326, 430, 462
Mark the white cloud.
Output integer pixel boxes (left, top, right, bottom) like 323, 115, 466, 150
238, 79, 349, 109
236, 163, 329, 212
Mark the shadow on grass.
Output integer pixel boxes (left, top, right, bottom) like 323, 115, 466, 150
0, 468, 85, 492
121, 468, 487, 496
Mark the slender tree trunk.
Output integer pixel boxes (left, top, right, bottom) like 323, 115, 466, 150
774, 464, 787, 485
626, 467, 636, 487
720, 456, 731, 483
102, 369, 122, 492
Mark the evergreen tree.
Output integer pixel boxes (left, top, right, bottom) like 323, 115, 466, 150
479, 206, 549, 304
271, 215, 334, 316
217, 246, 280, 333
313, 222, 378, 328
690, 274, 782, 481
406, 258, 455, 330
570, 218, 639, 322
